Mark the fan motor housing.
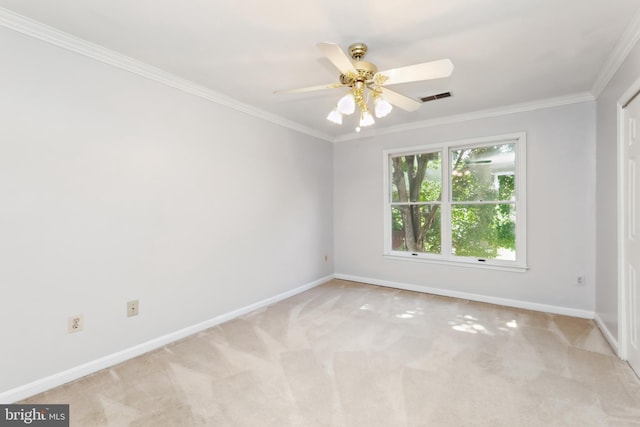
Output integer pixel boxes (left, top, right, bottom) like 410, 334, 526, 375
348, 43, 368, 60
339, 61, 378, 86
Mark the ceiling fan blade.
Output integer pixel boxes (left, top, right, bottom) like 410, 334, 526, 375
317, 42, 357, 75
274, 83, 346, 95
378, 87, 422, 112
375, 59, 454, 86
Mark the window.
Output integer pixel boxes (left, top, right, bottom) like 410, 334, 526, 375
384, 133, 526, 270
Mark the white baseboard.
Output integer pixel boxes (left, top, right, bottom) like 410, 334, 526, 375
0, 275, 333, 404
593, 312, 620, 357
336, 274, 595, 319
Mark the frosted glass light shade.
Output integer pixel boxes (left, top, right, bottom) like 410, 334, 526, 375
359, 111, 375, 127
326, 108, 343, 124
374, 96, 393, 118
337, 93, 356, 115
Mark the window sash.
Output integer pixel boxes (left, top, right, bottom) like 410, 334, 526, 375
383, 133, 526, 271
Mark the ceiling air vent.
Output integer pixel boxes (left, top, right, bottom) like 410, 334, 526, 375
420, 92, 452, 103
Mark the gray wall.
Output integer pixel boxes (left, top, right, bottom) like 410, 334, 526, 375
595, 41, 640, 343
334, 102, 596, 312
0, 27, 334, 394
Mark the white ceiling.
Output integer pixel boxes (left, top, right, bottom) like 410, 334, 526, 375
1, 0, 640, 140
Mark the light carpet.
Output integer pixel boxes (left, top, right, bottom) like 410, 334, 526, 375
22, 279, 640, 426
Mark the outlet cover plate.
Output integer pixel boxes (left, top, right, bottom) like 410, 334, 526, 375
67, 315, 84, 333
127, 300, 139, 317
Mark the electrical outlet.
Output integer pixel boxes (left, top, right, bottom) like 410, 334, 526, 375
67, 315, 84, 333
127, 300, 139, 317
576, 275, 585, 286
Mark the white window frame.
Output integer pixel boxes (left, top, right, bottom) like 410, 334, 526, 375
383, 132, 527, 272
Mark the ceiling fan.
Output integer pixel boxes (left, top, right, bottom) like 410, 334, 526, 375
274, 42, 454, 129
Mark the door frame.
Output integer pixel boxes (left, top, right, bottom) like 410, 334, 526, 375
617, 76, 640, 360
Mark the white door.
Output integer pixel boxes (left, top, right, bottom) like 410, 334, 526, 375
625, 93, 640, 376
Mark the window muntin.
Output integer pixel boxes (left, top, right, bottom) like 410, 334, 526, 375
384, 134, 526, 270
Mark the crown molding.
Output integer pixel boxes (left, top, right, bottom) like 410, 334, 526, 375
0, 6, 615, 145
591, 8, 640, 98
334, 92, 595, 142
0, 7, 334, 143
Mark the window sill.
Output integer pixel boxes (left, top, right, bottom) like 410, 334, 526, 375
383, 253, 528, 273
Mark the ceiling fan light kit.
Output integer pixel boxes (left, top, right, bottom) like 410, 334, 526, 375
326, 108, 343, 124
337, 93, 356, 115
374, 92, 393, 118
275, 42, 453, 130
359, 110, 375, 127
